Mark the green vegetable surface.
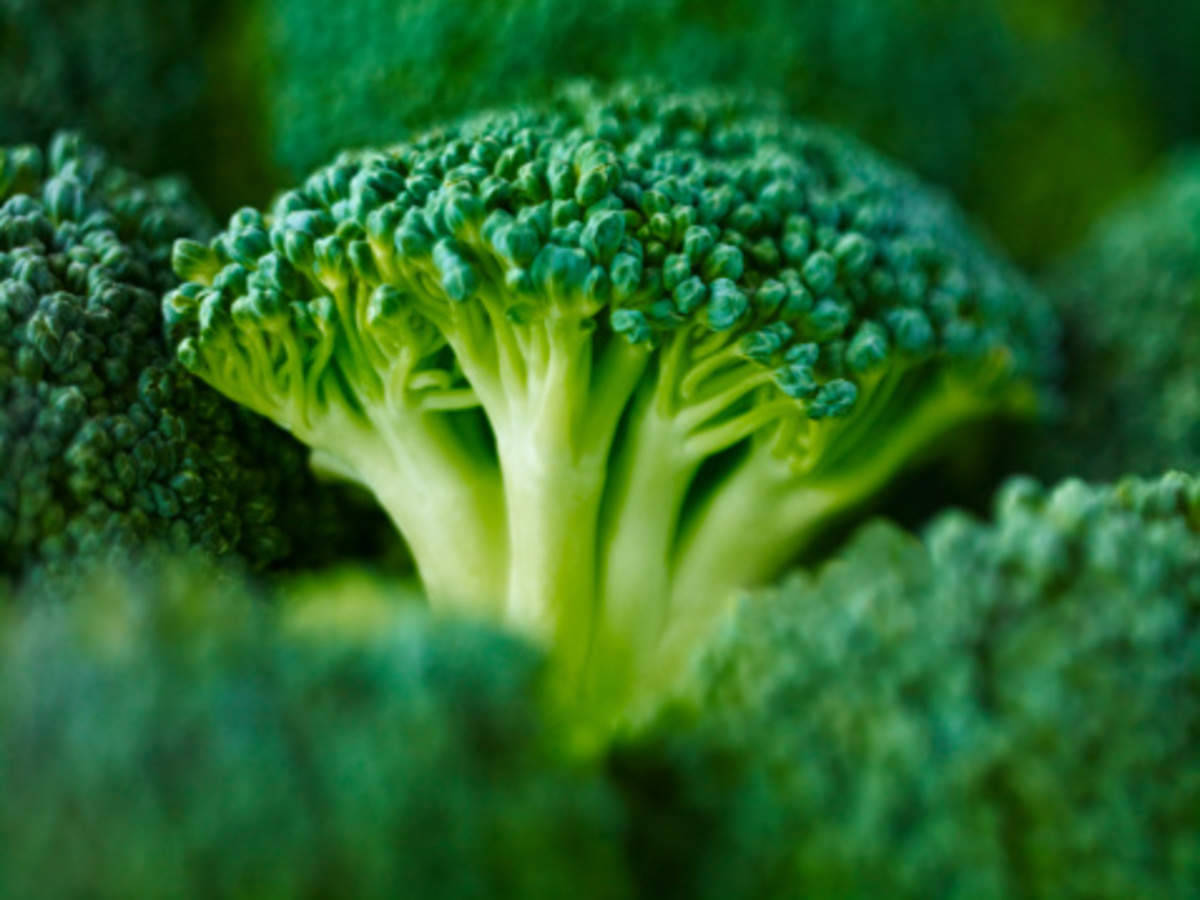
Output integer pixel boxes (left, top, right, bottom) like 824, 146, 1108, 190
1032, 150, 1200, 481
166, 84, 1058, 717
2, 12, 1199, 896
246, 0, 1153, 265
0, 134, 391, 584
0, 556, 630, 899
670, 471, 1200, 897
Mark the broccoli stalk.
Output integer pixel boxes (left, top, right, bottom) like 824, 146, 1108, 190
167, 85, 1057, 717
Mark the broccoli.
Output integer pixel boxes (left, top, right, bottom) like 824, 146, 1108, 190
0, 1, 207, 173
0, 1, 279, 214
674, 471, 1200, 897
0, 133, 391, 584
236, 0, 1151, 265
166, 84, 1058, 716
0, 555, 631, 899
1030, 150, 1200, 482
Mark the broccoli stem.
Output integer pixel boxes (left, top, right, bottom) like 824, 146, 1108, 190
499, 441, 607, 682
588, 389, 701, 703
330, 404, 508, 616
494, 322, 648, 689
642, 372, 1012, 702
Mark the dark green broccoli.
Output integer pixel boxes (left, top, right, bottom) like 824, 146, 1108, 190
0, 1, 204, 172
0, 134, 391, 584
165, 84, 1059, 719
0, 555, 631, 899
0, 1, 278, 213
240, 0, 1150, 265
670, 472, 1200, 897
1031, 150, 1200, 482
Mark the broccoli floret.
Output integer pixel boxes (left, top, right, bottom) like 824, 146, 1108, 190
166, 85, 1058, 717
0, 134, 392, 583
1031, 150, 1200, 481
683, 472, 1200, 897
244, 0, 1150, 265
0, 555, 631, 899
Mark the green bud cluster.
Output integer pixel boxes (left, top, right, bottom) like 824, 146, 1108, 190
695, 471, 1200, 896
0, 134, 382, 582
167, 84, 1059, 717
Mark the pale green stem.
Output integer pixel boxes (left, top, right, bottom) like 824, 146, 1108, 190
633, 373, 1008, 714
320, 401, 508, 618
494, 325, 646, 691
587, 392, 701, 710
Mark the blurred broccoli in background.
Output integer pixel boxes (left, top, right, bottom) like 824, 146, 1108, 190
0, 134, 393, 586
1030, 150, 1200, 482
0, 0, 276, 211
0, 0, 1176, 268
0, 555, 631, 899
13, 470, 1190, 899
0, 1, 207, 174
1101, 0, 1200, 144
651, 471, 1200, 898
236, 0, 1153, 266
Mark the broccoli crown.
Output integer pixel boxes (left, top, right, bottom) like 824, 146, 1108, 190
1033, 150, 1200, 482
0, 134, 389, 582
244, 0, 1150, 265
0, 556, 631, 899
690, 472, 1200, 897
167, 84, 1058, 719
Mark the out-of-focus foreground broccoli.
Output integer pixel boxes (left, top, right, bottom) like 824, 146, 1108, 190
1030, 149, 1200, 482
0, 557, 631, 900
0, 134, 392, 586
3, 472, 1195, 898
166, 83, 1059, 717
647, 471, 1199, 897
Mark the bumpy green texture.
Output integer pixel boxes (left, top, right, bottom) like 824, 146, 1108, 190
1034, 151, 1200, 482
0, 134, 389, 583
167, 84, 1058, 716
0, 556, 631, 899
687, 472, 1200, 897
253, 0, 1151, 264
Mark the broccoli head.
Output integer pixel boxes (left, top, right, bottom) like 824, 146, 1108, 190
687, 471, 1200, 897
1032, 150, 1200, 482
0, 134, 390, 583
167, 84, 1059, 717
0, 555, 631, 899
